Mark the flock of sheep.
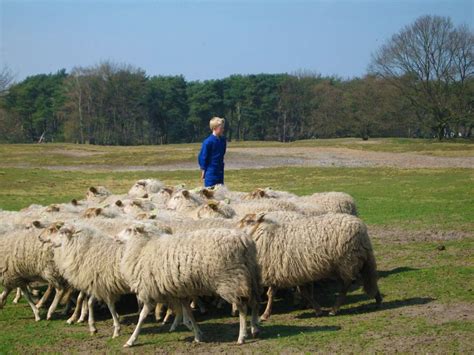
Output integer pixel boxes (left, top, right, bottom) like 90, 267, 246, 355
0, 179, 382, 347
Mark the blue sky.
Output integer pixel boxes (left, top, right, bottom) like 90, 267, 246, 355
1, 0, 472, 81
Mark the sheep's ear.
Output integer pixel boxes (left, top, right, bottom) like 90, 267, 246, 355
202, 189, 213, 198
115, 200, 123, 207
71, 199, 78, 206
163, 187, 173, 195
94, 208, 102, 216
182, 190, 190, 198
142, 193, 149, 198
89, 186, 98, 194
207, 200, 218, 210
32, 220, 43, 228
149, 214, 157, 220
258, 189, 265, 197
256, 213, 266, 222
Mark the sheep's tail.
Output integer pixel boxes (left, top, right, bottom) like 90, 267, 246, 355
361, 249, 382, 304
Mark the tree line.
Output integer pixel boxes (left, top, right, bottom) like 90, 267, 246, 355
0, 15, 472, 144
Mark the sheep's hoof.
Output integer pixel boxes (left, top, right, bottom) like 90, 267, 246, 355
259, 314, 270, 322
123, 342, 133, 348
77, 319, 85, 324
66, 318, 75, 325
328, 310, 337, 316
35, 317, 41, 322
251, 328, 260, 338
90, 329, 98, 335
237, 339, 245, 345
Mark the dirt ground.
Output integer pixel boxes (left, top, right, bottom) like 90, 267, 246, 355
39, 146, 474, 171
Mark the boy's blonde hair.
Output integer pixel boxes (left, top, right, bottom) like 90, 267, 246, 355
209, 117, 225, 131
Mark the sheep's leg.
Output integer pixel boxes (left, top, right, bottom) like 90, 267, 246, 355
162, 307, 174, 324
78, 295, 89, 323
35, 284, 53, 309
87, 296, 97, 334
67, 291, 85, 324
236, 303, 248, 345
12, 288, 22, 304
106, 302, 121, 338
0, 287, 12, 308
169, 301, 183, 332
215, 297, 226, 309
192, 297, 207, 314
182, 301, 203, 343
329, 281, 351, 316
136, 295, 143, 314
231, 302, 238, 316
155, 303, 164, 321
46, 287, 64, 320
260, 287, 275, 321
124, 302, 151, 347
250, 300, 260, 338
300, 283, 323, 316
20, 286, 41, 321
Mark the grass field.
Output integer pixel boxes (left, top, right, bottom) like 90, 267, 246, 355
0, 138, 473, 353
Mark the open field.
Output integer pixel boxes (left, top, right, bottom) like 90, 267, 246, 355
0, 138, 473, 353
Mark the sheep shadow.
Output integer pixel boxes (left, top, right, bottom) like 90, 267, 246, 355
135, 322, 340, 344
296, 296, 434, 318
378, 266, 417, 278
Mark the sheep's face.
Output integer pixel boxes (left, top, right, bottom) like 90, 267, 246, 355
167, 190, 198, 211
237, 213, 266, 234
115, 224, 149, 243
45, 204, 60, 213
37, 222, 64, 246
149, 187, 173, 204
128, 180, 149, 197
244, 188, 269, 200
83, 207, 102, 218
199, 188, 214, 199
194, 200, 235, 219
194, 201, 221, 219
86, 186, 111, 201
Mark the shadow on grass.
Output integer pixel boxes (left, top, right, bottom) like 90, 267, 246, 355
134, 322, 340, 345
296, 296, 434, 319
378, 267, 418, 278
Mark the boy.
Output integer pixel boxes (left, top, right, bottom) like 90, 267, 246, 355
198, 117, 226, 187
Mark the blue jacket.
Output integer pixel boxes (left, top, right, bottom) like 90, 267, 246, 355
198, 134, 226, 186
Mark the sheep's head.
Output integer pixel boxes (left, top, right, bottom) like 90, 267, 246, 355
37, 221, 64, 245
71, 199, 79, 206
167, 189, 199, 211
83, 207, 102, 218
86, 186, 111, 200
244, 188, 269, 200
200, 188, 214, 199
194, 200, 235, 220
115, 224, 148, 243
238, 213, 266, 234
46, 204, 60, 213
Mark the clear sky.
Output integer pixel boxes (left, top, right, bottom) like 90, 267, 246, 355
1, 0, 472, 81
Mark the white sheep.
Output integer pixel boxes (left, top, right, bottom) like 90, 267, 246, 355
238, 212, 382, 320
0, 221, 68, 321
295, 192, 358, 216
42, 222, 131, 337
119, 224, 261, 347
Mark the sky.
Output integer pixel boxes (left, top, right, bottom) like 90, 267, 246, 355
1, 0, 472, 82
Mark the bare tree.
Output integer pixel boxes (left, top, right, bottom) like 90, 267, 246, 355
0, 66, 15, 94
369, 15, 474, 139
